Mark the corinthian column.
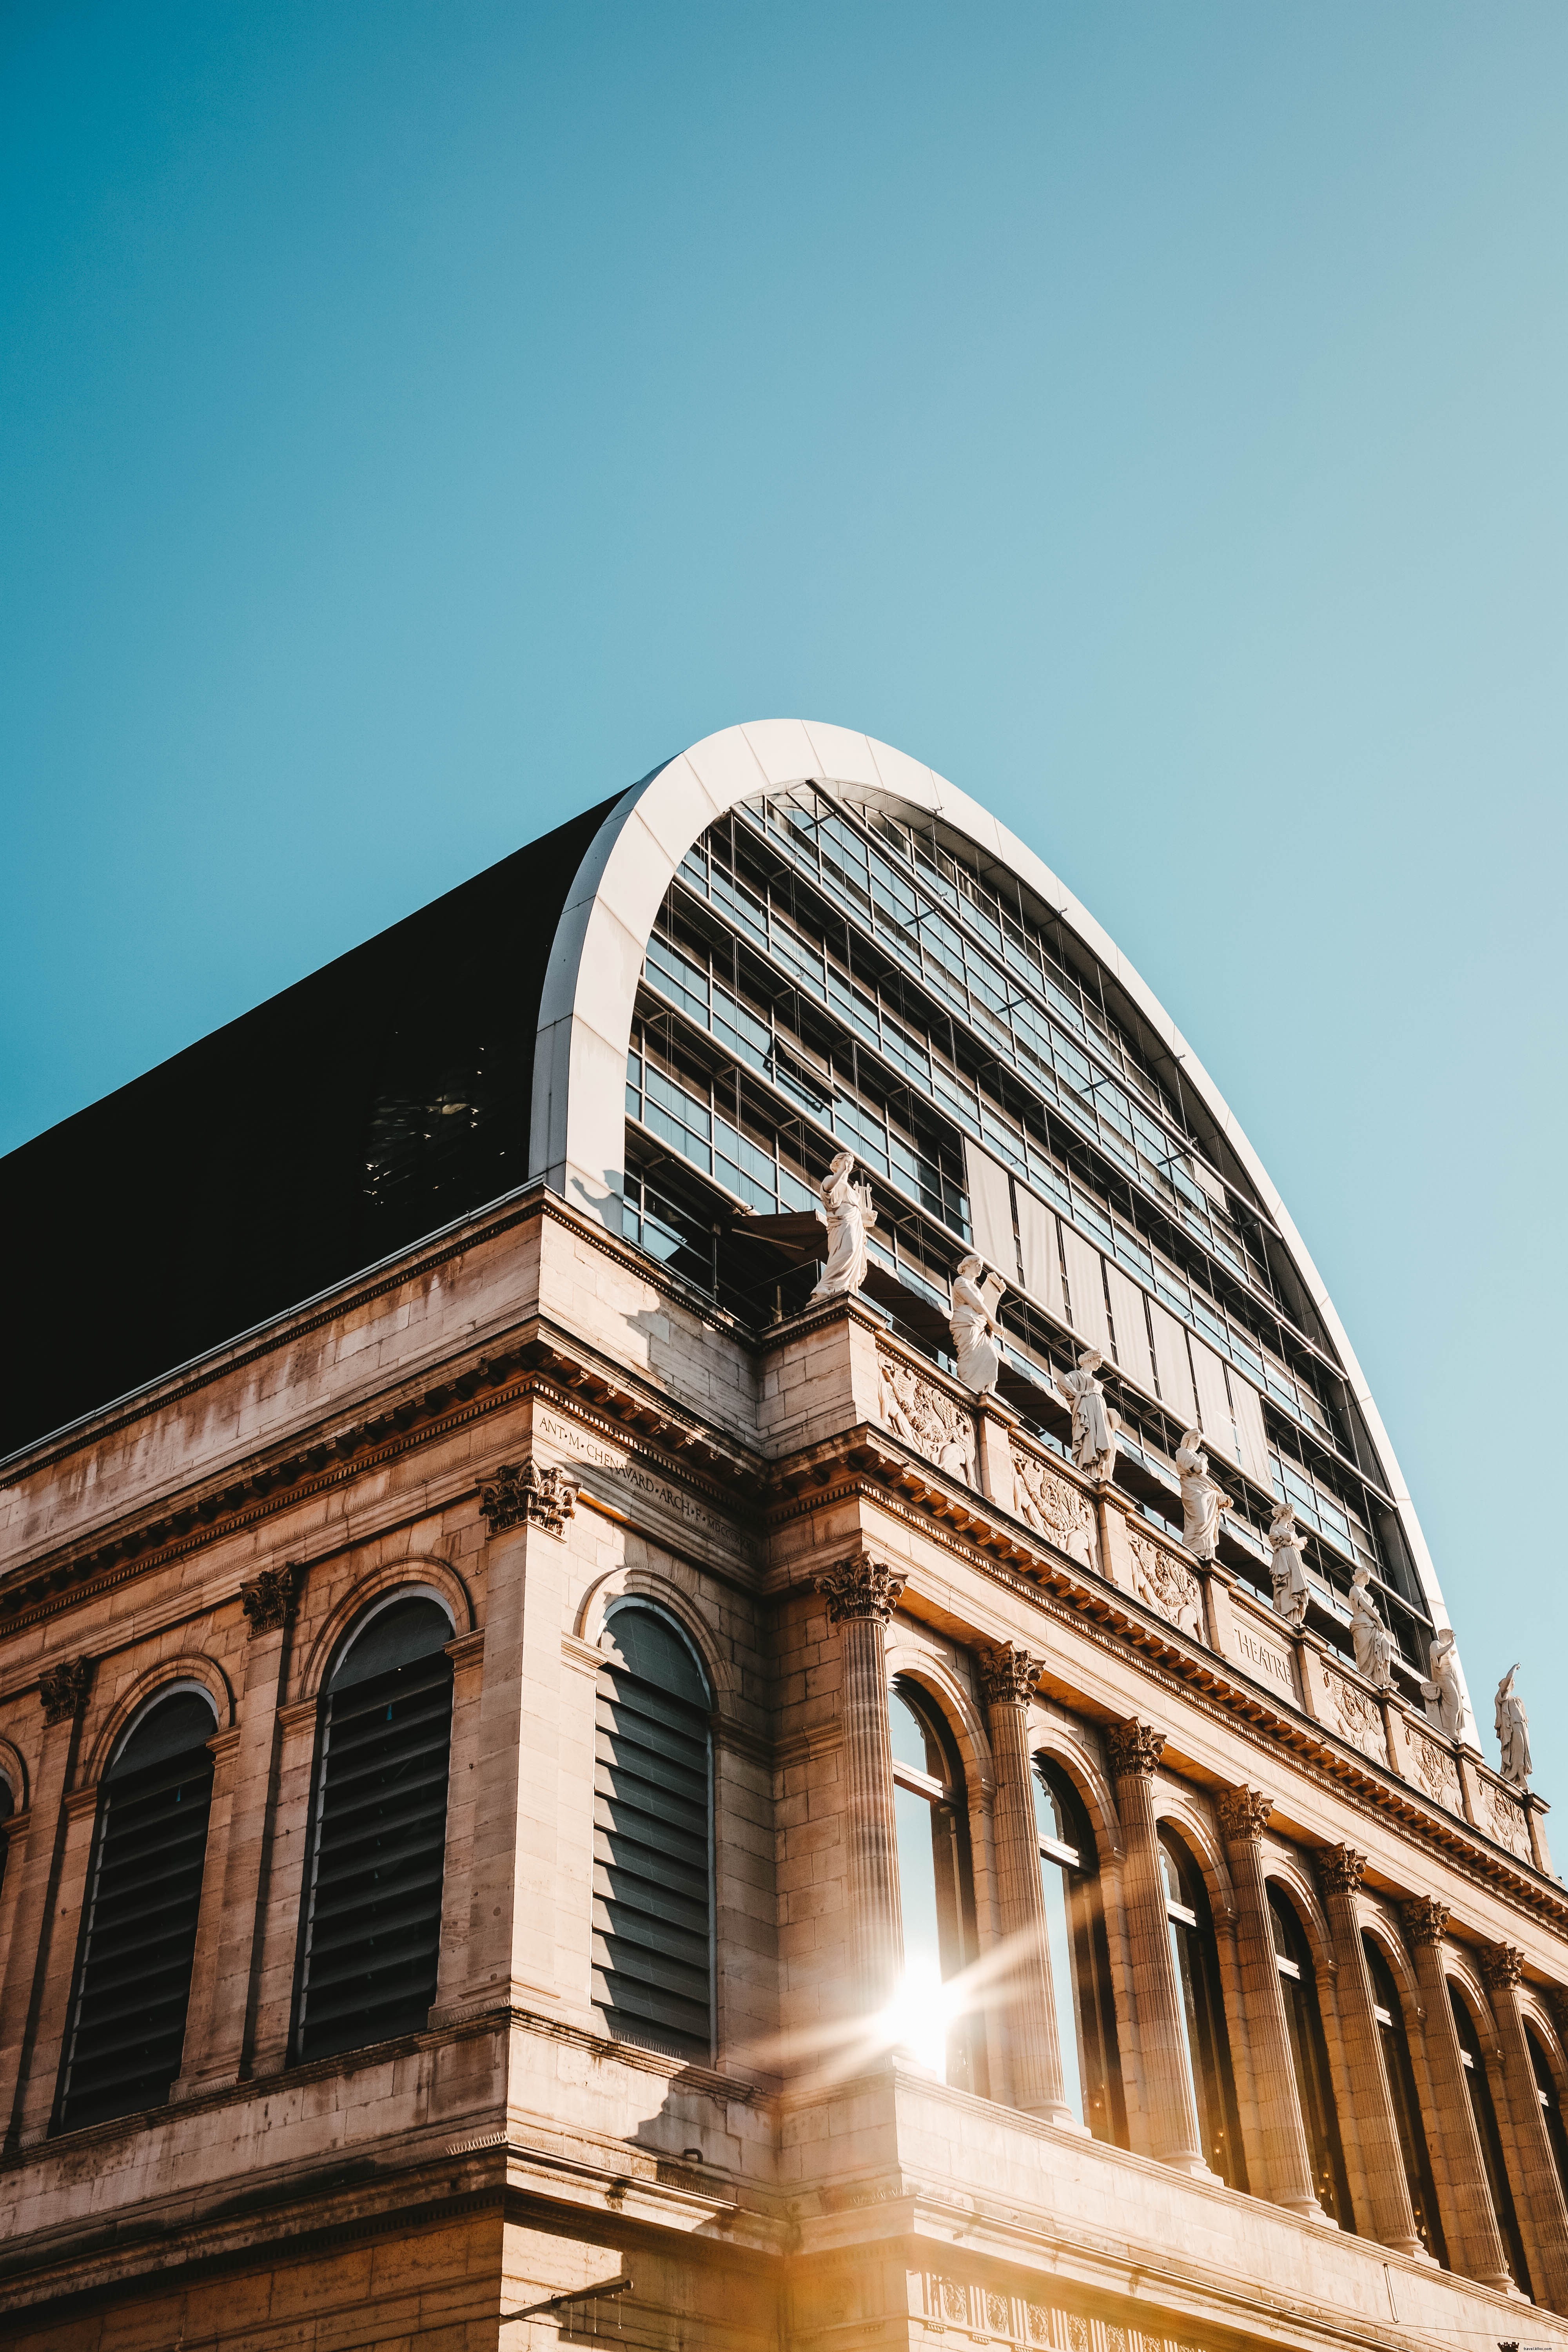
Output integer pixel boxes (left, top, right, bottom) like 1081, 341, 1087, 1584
1481, 1942, 1568, 2315
1217, 1787, 1323, 2218
815, 1553, 907, 2019
1107, 1720, 1207, 2173
1402, 1897, 1513, 2290
977, 1643, 1073, 2124
1318, 1846, 1422, 2255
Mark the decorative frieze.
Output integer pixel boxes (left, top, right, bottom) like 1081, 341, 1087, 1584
875, 1350, 977, 1487
1324, 1668, 1385, 1764
1218, 1786, 1273, 1844
1407, 1731, 1463, 1813
239, 1562, 299, 1638
814, 1552, 908, 1626
1486, 1779, 1532, 1860
916, 2272, 1196, 2352
1106, 1720, 1164, 1781
1401, 1895, 1450, 1947
38, 1657, 92, 1725
977, 1642, 1044, 1708
1126, 1528, 1203, 1642
1009, 1442, 1096, 1568
479, 1458, 578, 1537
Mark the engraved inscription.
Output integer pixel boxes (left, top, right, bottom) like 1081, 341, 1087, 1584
1232, 1621, 1295, 1695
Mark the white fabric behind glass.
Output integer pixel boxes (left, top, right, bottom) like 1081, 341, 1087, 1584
1190, 1337, 1239, 1465
1016, 1188, 1065, 1320
963, 1141, 1017, 1281
1039, 1857, 1086, 2126
1229, 1371, 1272, 1490
1104, 1263, 1156, 1396
1149, 1303, 1198, 1429
1060, 1226, 1112, 1357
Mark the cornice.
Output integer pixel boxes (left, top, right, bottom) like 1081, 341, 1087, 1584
0, 1318, 768, 1637
765, 1422, 1568, 1946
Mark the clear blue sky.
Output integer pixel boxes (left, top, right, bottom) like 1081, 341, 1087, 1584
4, 6, 1564, 1800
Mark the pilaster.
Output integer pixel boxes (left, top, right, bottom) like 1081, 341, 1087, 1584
1106, 1719, 1207, 2175
976, 1642, 1074, 2125
0, 1659, 92, 2149
1480, 1942, 1568, 2314
1401, 1896, 1514, 2291
813, 1551, 906, 2020
1216, 1786, 1324, 2220
16, 1784, 101, 2144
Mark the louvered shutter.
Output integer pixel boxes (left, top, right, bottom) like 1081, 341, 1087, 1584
594, 1606, 713, 2062
294, 1602, 454, 2063
55, 1691, 216, 2132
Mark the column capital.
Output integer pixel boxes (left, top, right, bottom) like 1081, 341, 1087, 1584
1218, 1786, 1273, 1844
240, 1561, 300, 1637
814, 1552, 907, 1626
978, 1642, 1043, 1708
1480, 1942, 1525, 1990
1401, 1895, 1450, 1947
38, 1657, 92, 1726
1318, 1843, 1367, 1896
480, 1458, 578, 1537
1107, 1719, 1165, 1780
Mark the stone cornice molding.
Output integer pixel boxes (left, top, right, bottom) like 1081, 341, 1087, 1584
814, 1552, 907, 1626
1218, 1787, 1274, 1844
977, 1642, 1044, 1708
1318, 1844, 1367, 1897
1107, 1720, 1164, 1780
1401, 1896, 1450, 1947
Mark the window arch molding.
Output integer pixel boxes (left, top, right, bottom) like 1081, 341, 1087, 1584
1150, 1793, 1237, 1930
1362, 1910, 1423, 2011
1443, 1947, 1499, 2032
0, 1735, 29, 1816
578, 1566, 730, 1711
885, 1636, 994, 1803
1261, 1857, 1336, 1974
1519, 1997, 1568, 2090
80, 1655, 233, 1787
1028, 1724, 1122, 1864
294, 1557, 473, 1702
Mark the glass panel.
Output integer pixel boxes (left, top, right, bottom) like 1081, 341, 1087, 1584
1450, 1985, 1532, 2296
1269, 1891, 1352, 2225
1161, 1832, 1244, 2187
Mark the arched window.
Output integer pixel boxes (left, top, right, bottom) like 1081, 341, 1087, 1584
1268, 1887, 1351, 2225
1363, 1935, 1446, 2264
1159, 1828, 1245, 2187
593, 1601, 713, 2062
1033, 1756, 1125, 2144
54, 1686, 217, 2132
889, 1680, 983, 2094
1450, 1981, 1532, 2296
1527, 2025, 1568, 2212
293, 1594, 454, 2064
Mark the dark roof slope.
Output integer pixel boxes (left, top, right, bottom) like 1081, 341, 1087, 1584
0, 793, 617, 1461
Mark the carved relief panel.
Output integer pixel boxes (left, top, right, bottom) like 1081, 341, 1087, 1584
1126, 1527, 1204, 1642
1406, 1731, 1463, 1813
875, 1349, 978, 1487
1324, 1668, 1386, 1765
1008, 1439, 1096, 1568
1485, 1779, 1532, 1860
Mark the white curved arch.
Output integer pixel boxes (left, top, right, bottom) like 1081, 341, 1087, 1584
530, 719, 1456, 1675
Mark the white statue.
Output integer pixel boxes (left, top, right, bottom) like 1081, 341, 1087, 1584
1176, 1430, 1230, 1561
1267, 1503, 1311, 1630
1420, 1627, 1466, 1741
1495, 1664, 1532, 1789
1054, 1349, 1119, 1483
1348, 1566, 1394, 1689
809, 1151, 876, 1299
948, 1254, 1005, 1393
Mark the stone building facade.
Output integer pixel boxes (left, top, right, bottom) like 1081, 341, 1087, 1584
0, 722, 1564, 2352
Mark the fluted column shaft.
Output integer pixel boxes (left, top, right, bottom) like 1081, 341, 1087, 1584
979, 1645, 1071, 2122
0, 1661, 92, 2148
1219, 1788, 1323, 2218
1319, 1846, 1422, 2255
1403, 1898, 1513, 2290
816, 1555, 906, 2017
1107, 1721, 1207, 2173
1483, 1944, 1568, 2316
